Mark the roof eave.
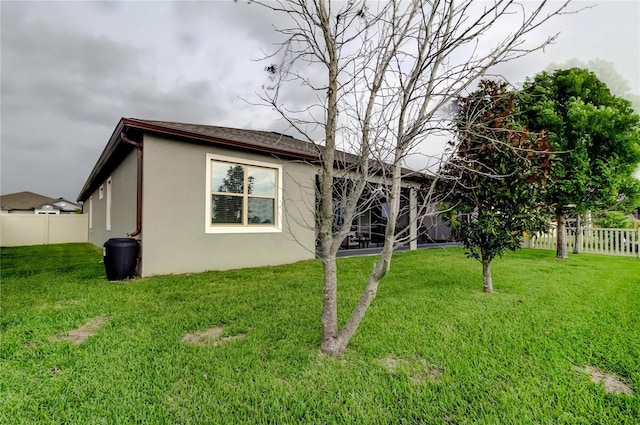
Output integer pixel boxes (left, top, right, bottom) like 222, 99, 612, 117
78, 118, 322, 202
77, 119, 127, 202
122, 118, 320, 162
77, 118, 430, 202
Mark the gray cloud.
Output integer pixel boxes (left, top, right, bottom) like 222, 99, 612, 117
1, 13, 140, 120
1, 0, 638, 202
1, 2, 229, 200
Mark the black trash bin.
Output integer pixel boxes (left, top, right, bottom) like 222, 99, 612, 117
103, 238, 139, 281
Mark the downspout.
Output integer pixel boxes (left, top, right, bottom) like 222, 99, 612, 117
121, 131, 143, 237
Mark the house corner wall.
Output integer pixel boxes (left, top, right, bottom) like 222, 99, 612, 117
139, 134, 317, 277
86, 150, 138, 249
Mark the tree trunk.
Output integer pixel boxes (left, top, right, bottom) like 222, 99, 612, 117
572, 214, 582, 254
482, 260, 493, 293
318, 0, 340, 355
320, 254, 340, 352
326, 163, 403, 354
326, 273, 381, 354
556, 212, 568, 259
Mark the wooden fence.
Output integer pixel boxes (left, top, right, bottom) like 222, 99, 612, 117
0, 214, 88, 247
526, 226, 640, 258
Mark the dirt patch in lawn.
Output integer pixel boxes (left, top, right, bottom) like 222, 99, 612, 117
50, 315, 111, 344
412, 365, 445, 383
576, 365, 634, 395
54, 299, 81, 309
383, 355, 407, 373
382, 355, 444, 383
37, 299, 81, 311
181, 326, 246, 346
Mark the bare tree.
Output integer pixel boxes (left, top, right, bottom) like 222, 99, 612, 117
251, 0, 574, 355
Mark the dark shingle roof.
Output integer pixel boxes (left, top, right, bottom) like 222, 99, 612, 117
130, 119, 323, 160
78, 117, 338, 201
78, 117, 428, 202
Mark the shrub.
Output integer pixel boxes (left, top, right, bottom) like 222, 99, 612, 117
594, 210, 633, 228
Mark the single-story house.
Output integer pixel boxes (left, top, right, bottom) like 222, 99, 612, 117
1, 191, 81, 214
78, 118, 448, 277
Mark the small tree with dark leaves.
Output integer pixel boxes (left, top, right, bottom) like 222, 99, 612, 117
440, 81, 553, 292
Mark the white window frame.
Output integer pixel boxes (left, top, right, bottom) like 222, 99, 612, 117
106, 177, 112, 231
88, 196, 93, 229
205, 153, 282, 234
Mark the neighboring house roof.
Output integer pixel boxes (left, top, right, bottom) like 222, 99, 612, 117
78, 117, 429, 202
1, 191, 60, 212
53, 198, 82, 212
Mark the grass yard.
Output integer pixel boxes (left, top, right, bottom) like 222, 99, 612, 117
1, 243, 639, 424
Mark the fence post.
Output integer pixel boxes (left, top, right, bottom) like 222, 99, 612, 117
574, 216, 583, 254
44, 214, 50, 245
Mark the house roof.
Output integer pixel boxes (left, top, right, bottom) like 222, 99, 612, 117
131, 119, 324, 160
78, 117, 429, 202
0, 191, 60, 212
53, 198, 82, 212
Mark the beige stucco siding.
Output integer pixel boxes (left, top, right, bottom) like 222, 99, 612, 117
86, 150, 138, 247
140, 134, 317, 277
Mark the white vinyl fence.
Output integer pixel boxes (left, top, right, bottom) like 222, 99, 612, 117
0, 214, 88, 247
526, 226, 640, 258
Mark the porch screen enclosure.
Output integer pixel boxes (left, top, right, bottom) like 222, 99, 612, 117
315, 177, 412, 250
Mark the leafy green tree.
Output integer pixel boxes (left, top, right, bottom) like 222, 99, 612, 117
212, 165, 255, 224
546, 59, 640, 112
440, 81, 553, 292
217, 165, 247, 194
519, 68, 640, 258
613, 176, 640, 214
594, 211, 633, 229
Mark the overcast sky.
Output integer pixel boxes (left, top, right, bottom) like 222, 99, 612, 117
1, 0, 639, 202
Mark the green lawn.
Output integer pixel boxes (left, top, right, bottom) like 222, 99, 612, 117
1, 243, 639, 424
